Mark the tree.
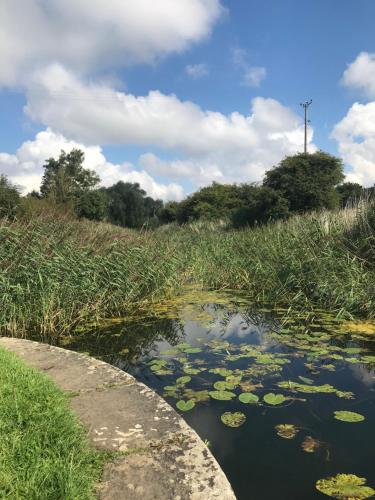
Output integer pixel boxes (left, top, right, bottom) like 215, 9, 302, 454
157, 202, 179, 224
176, 182, 244, 223
75, 189, 109, 221
232, 186, 289, 228
40, 149, 100, 203
105, 182, 154, 228
263, 151, 344, 212
0, 175, 20, 219
336, 182, 364, 207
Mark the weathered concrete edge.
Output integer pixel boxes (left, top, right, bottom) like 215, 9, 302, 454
0, 337, 236, 500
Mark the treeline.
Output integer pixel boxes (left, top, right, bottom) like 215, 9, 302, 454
0, 149, 374, 228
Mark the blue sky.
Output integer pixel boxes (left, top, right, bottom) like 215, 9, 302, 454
1, 0, 375, 199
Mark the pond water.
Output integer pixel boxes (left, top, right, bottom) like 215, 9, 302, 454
66, 290, 375, 500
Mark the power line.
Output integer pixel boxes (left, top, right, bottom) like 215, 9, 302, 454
300, 99, 312, 154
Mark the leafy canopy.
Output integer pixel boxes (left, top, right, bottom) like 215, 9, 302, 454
264, 151, 344, 212
40, 149, 100, 203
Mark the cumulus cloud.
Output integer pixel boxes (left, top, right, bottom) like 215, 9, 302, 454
332, 53, 375, 186
341, 52, 375, 98
26, 64, 310, 153
0, 129, 184, 200
232, 47, 267, 87
185, 63, 209, 79
0, 0, 223, 86
242, 67, 267, 88
21, 64, 315, 189
332, 102, 375, 186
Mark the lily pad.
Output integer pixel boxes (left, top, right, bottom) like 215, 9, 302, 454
334, 411, 365, 422
316, 473, 375, 499
209, 390, 236, 401
176, 400, 195, 412
275, 424, 298, 439
163, 385, 178, 392
263, 393, 288, 405
361, 355, 375, 363
176, 376, 191, 385
220, 412, 246, 428
183, 389, 210, 402
238, 393, 259, 404
301, 435, 321, 453
184, 347, 202, 354
214, 380, 236, 391
298, 376, 314, 385
153, 369, 173, 376
209, 368, 233, 377
183, 366, 203, 375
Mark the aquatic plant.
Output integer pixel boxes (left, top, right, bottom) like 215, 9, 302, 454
275, 424, 299, 439
220, 412, 246, 428
176, 400, 195, 412
316, 474, 375, 499
333, 411, 365, 423
263, 393, 288, 405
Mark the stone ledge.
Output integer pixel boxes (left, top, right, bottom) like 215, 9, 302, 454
0, 337, 236, 500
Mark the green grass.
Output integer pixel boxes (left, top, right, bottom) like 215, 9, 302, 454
0, 202, 374, 341
0, 348, 106, 499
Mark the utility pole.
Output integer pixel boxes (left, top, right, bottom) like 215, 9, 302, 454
300, 99, 312, 154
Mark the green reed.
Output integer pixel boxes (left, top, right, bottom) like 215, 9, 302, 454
1, 203, 374, 341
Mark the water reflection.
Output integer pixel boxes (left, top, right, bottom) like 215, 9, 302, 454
66, 291, 375, 500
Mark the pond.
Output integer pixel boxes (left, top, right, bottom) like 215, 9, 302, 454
66, 289, 375, 500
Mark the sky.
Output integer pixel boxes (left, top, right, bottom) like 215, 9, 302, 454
1, 0, 375, 201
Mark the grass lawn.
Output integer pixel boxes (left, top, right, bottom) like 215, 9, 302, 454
0, 347, 106, 499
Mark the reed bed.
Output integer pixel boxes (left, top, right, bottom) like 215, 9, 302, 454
1, 203, 374, 341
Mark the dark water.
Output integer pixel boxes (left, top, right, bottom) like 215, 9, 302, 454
66, 290, 375, 500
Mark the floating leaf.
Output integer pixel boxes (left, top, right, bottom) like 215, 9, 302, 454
176, 400, 195, 412
183, 366, 203, 375
176, 343, 191, 350
301, 436, 321, 453
153, 369, 173, 376
209, 390, 236, 401
275, 424, 298, 439
316, 473, 375, 499
335, 391, 355, 399
209, 368, 233, 377
184, 347, 202, 354
334, 411, 365, 422
183, 389, 210, 402
214, 380, 235, 391
225, 375, 242, 387
321, 364, 336, 371
239, 393, 259, 404
298, 376, 314, 385
263, 393, 288, 405
176, 376, 191, 385
278, 381, 337, 394
361, 355, 375, 364
221, 412, 246, 428
159, 348, 179, 356
163, 385, 178, 392
343, 347, 362, 355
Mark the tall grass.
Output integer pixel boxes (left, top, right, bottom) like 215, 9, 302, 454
1, 203, 374, 341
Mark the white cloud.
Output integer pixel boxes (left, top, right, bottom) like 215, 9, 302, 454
341, 52, 375, 98
21, 64, 315, 189
242, 67, 267, 88
0, 129, 184, 201
0, 0, 223, 86
232, 47, 267, 87
332, 52, 375, 186
185, 63, 209, 79
26, 64, 311, 158
332, 102, 375, 186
